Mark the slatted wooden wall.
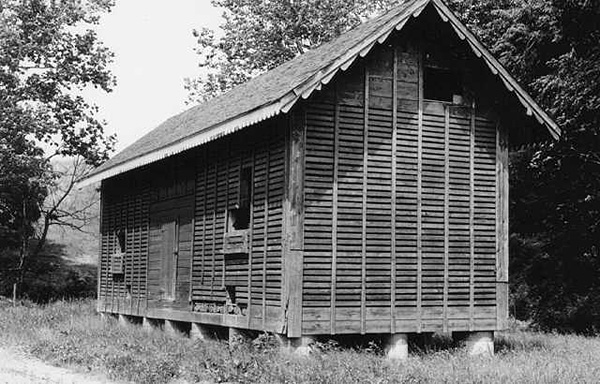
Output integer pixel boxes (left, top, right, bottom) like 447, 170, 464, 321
191, 121, 286, 327
301, 38, 505, 335
99, 176, 150, 315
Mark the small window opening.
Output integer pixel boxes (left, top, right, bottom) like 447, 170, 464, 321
424, 66, 462, 102
230, 167, 252, 230
111, 230, 126, 277
225, 286, 236, 305
225, 285, 245, 315
117, 229, 126, 253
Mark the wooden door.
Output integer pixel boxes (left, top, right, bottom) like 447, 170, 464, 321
148, 195, 194, 306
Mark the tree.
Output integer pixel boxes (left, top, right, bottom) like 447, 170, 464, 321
185, 0, 395, 104
0, 0, 116, 300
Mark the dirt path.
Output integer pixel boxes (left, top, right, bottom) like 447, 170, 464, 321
0, 347, 119, 384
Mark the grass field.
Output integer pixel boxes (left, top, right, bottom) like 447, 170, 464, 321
0, 299, 599, 383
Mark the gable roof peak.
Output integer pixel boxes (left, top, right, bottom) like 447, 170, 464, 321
78, 0, 559, 187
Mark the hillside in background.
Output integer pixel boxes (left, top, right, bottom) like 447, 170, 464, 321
0, 158, 100, 302
45, 174, 100, 266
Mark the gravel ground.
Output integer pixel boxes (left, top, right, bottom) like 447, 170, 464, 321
0, 348, 118, 384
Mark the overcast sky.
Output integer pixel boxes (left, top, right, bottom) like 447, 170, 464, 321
86, 1, 223, 151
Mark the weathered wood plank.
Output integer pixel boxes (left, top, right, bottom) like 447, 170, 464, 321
361, 65, 369, 335
391, 46, 398, 331
330, 95, 341, 334
284, 107, 306, 338
496, 121, 509, 330
443, 105, 450, 333
416, 46, 424, 332
469, 104, 476, 330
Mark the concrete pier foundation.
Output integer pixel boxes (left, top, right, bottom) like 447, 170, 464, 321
465, 331, 494, 356
190, 323, 209, 341
386, 333, 409, 360
164, 319, 187, 337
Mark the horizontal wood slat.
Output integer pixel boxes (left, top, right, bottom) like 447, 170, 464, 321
191, 121, 286, 322
302, 41, 500, 335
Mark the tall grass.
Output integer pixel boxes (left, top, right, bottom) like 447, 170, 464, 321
1, 299, 599, 383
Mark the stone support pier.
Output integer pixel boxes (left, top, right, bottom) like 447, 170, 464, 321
190, 323, 209, 341
465, 331, 494, 356
386, 333, 409, 360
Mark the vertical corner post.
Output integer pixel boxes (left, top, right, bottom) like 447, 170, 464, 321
283, 105, 306, 338
416, 44, 424, 332
496, 122, 509, 330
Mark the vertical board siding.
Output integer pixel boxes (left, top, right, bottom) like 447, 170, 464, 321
396, 108, 419, 315
366, 48, 394, 327
448, 107, 473, 311
99, 178, 150, 314
421, 103, 446, 310
101, 119, 286, 327
302, 40, 500, 335
252, 146, 267, 311
190, 122, 286, 325
224, 143, 248, 304
303, 102, 335, 309
473, 117, 497, 308
336, 104, 365, 313
266, 137, 285, 306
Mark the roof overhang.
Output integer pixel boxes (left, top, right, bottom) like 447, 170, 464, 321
78, 0, 560, 188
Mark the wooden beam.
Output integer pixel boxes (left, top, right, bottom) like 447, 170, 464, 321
126, 198, 133, 315
200, 150, 208, 287
110, 207, 115, 313
390, 47, 399, 334
143, 189, 150, 311
443, 106, 450, 333
496, 122, 509, 330
223, 139, 231, 289
361, 66, 369, 335
331, 90, 340, 335
136, 193, 143, 311
247, 143, 256, 328
416, 47, 424, 333
469, 104, 476, 331
189, 214, 196, 307
97, 181, 105, 313
210, 160, 218, 298
283, 106, 306, 338
141, 306, 286, 333
263, 135, 271, 329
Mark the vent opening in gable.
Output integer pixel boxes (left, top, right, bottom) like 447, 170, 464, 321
424, 66, 463, 103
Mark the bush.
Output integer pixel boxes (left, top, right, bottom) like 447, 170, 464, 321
0, 241, 97, 303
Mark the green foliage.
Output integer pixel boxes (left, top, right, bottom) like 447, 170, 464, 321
2, 300, 600, 383
185, 0, 395, 103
